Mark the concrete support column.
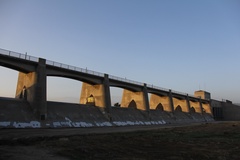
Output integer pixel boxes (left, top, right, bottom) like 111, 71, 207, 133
103, 74, 112, 113
143, 83, 150, 111
186, 95, 191, 113
15, 58, 47, 120
168, 90, 174, 112
199, 99, 204, 114
121, 84, 149, 111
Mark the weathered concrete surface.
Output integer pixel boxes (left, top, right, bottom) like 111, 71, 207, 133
0, 97, 214, 128
0, 97, 40, 128
202, 103, 212, 114
109, 107, 162, 126
149, 94, 173, 112
149, 110, 175, 124
121, 89, 148, 110
15, 58, 47, 120
46, 101, 111, 127
80, 82, 106, 108
172, 98, 190, 112
190, 101, 202, 113
173, 111, 194, 123
203, 113, 215, 121
0, 98, 35, 121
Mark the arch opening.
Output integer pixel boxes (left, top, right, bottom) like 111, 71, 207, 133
110, 87, 123, 107
190, 106, 196, 113
0, 67, 18, 98
175, 105, 182, 112
47, 77, 82, 104
156, 103, 164, 111
128, 100, 137, 109
86, 94, 95, 106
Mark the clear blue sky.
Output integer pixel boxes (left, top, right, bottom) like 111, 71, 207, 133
0, 0, 239, 103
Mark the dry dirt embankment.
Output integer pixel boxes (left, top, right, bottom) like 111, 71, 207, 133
1, 122, 240, 160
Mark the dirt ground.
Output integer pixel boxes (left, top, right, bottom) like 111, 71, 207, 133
1, 122, 240, 160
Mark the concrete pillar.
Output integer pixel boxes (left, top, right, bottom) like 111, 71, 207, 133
172, 97, 190, 113
121, 84, 149, 111
15, 58, 47, 120
143, 83, 150, 111
186, 95, 191, 113
103, 74, 112, 113
168, 90, 174, 112
80, 80, 110, 109
199, 99, 204, 114
149, 94, 173, 112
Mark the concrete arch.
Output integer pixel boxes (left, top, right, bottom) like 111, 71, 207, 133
109, 82, 141, 92
172, 97, 189, 112
47, 76, 82, 103
0, 55, 36, 73
190, 107, 196, 113
156, 103, 164, 111
46, 69, 102, 85
0, 67, 19, 98
80, 82, 106, 108
120, 89, 148, 110
109, 87, 123, 106
190, 101, 202, 113
128, 100, 137, 109
86, 94, 96, 106
149, 94, 172, 112
175, 105, 182, 112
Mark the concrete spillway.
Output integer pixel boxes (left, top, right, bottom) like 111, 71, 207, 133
0, 98, 213, 128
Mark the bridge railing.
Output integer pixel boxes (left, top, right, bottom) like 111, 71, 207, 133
109, 75, 144, 86
0, 48, 39, 62
146, 84, 170, 92
171, 89, 188, 96
46, 60, 105, 77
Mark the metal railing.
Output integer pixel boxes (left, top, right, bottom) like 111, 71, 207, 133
146, 84, 169, 92
0, 48, 194, 97
109, 75, 144, 86
171, 89, 188, 96
46, 60, 105, 77
0, 48, 39, 62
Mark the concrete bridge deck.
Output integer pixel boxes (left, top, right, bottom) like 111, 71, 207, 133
0, 48, 213, 128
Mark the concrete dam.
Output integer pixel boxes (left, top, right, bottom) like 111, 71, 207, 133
0, 48, 214, 128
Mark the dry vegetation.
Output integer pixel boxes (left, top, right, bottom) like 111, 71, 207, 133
1, 122, 240, 160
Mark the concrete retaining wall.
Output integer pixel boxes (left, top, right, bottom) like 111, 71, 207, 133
0, 98, 214, 128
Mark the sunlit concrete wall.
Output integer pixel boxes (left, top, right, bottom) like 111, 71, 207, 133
121, 89, 148, 110
194, 90, 211, 100
149, 94, 173, 112
202, 103, 212, 114
16, 72, 36, 98
172, 97, 189, 112
189, 101, 202, 113
80, 82, 106, 108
